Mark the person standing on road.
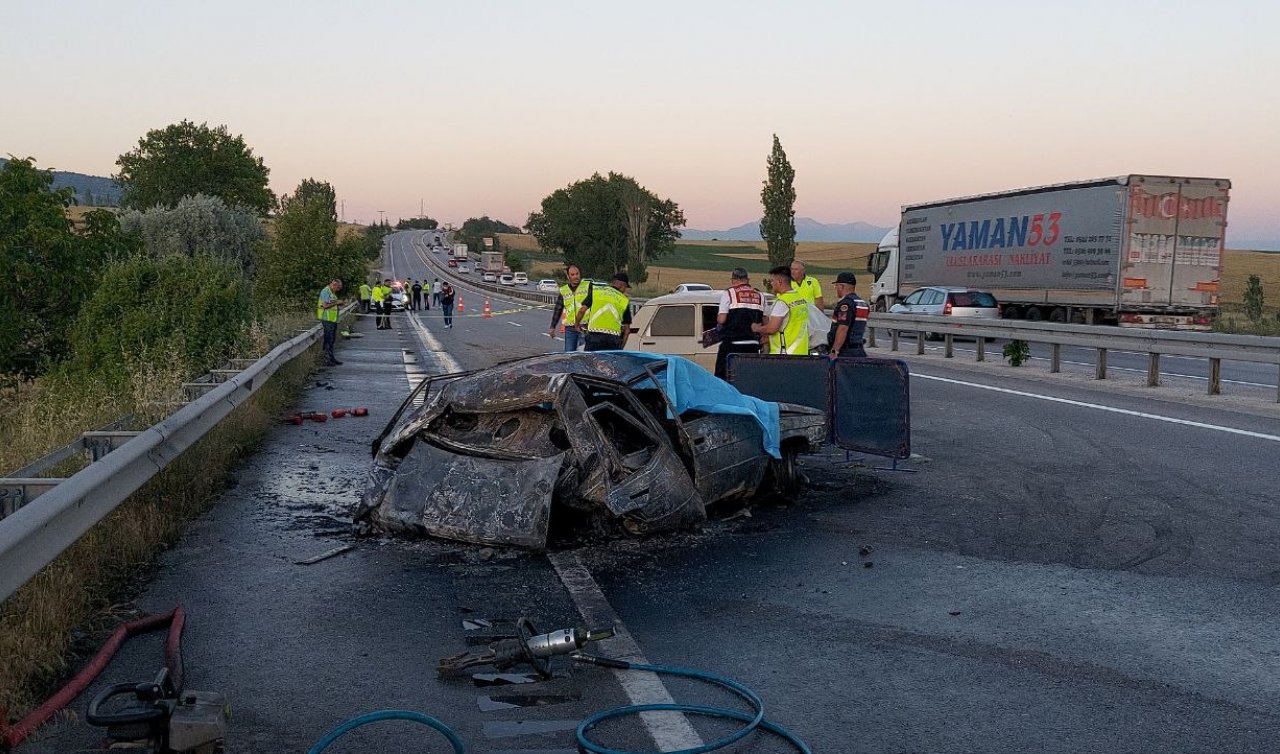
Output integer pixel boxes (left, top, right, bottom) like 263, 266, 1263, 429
411, 279, 423, 311
790, 259, 825, 310
370, 280, 386, 329
440, 281, 456, 329
753, 266, 810, 355
578, 272, 632, 351
376, 278, 394, 330
431, 278, 442, 308
714, 267, 765, 379
317, 279, 344, 366
548, 263, 591, 351
827, 271, 870, 359
358, 281, 372, 314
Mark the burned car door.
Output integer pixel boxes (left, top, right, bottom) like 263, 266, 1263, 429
571, 377, 705, 533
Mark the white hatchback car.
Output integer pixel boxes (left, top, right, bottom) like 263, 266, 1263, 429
499, 274, 515, 286
537, 279, 559, 293
513, 272, 529, 285
673, 283, 713, 294
482, 272, 497, 283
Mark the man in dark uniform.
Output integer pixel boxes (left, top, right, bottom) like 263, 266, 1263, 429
714, 267, 765, 379
411, 279, 423, 311
827, 271, 870, 359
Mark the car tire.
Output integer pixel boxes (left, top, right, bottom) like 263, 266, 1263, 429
1024, 306, 1044, 322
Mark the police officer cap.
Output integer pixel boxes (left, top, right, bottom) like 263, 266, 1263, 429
834, 271, 857, 285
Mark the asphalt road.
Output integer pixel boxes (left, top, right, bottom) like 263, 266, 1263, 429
25, 230, 1280, 753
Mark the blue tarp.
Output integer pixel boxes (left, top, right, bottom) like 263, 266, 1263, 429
607, 351, 782, 459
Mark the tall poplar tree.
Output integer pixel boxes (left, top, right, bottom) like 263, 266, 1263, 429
760, 134, 797, 267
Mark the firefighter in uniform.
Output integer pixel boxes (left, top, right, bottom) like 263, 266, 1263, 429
827, 271, 870, 359
753, 266, 810, 355
577, 272, 632, 351
714, 267, 765, 378
548, 264, 592, 351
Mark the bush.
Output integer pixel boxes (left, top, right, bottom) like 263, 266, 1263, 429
1003, 339, 1030, 367
68, 254, 251, 385
118, 194, 264, 272
1244, 275, 1265, 322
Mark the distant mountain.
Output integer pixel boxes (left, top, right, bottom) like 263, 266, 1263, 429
681, 217, 892, 243
0, 159, 122, 206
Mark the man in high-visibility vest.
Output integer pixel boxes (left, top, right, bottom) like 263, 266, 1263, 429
790, 259, 825, 310
577, 272, 632, 351
547, 263, 591, 351
753, 266, 809, 355
358, 281, 372, 314
317, 279, 345, 366
371, 280, 389, 330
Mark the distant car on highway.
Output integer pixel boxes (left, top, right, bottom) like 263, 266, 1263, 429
513, 272, 529, 285
673, 283, 713, 294
389, 289, 408, 311
537, 279, 559, 293
890, 286, 999, 339
482, 272, 498, 283
447, 259, 458, 268
458, 263, 471, 274
499, 274, 515, 286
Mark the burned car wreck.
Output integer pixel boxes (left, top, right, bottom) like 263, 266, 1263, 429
355, 352, 826, 548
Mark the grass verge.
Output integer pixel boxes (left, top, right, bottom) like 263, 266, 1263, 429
0, 330, 318, 720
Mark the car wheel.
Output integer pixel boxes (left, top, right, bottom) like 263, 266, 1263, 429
1024, 306, 1044, 322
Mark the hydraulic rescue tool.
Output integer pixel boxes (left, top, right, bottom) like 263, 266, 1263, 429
437, 617, 614, 678
77, 668, 228, 754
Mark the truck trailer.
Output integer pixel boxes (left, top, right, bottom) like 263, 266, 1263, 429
451, 243, 469, 261
867, 175, 1230, 328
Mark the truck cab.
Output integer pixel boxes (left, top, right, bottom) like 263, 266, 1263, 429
866, 228, 899, 312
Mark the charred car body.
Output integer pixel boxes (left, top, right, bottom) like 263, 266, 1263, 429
356, 352, 826, 549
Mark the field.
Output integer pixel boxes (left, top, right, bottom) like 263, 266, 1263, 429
502, 233, 1280, 308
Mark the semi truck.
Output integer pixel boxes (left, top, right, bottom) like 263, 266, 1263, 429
867, 175, 1230, 328
451, 243, 469, 261
479, 251, 505, 274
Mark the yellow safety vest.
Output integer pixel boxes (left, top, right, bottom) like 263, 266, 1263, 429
317, 287, 338, 323
359, 283, 371, 301
371, 285, 387, 303
559, 282, 591, 326
792, 275, 822, 305
769, 289, 809, 355
586, 285, 629, 336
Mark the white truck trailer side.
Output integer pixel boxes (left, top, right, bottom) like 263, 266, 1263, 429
867, 175, 1230, 328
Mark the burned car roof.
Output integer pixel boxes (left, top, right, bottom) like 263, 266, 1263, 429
356, 352, 826, 549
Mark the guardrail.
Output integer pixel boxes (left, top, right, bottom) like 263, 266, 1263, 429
0, 311, 345, 602
866, 313, 1280, 402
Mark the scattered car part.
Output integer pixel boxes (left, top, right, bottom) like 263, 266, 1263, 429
437, 618, 615, 679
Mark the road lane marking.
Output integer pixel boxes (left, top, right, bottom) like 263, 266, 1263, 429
548, 551, 704, 752
916, 373, 1280, 443
507, 321, 523, 327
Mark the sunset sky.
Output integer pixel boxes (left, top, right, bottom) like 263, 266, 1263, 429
4, 0, 1278, 247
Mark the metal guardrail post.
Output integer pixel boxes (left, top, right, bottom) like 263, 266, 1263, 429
890, 330, 899, 352
1096, 348, 1108, 380
1050, 344, 1061, 373
868, 327, 876, 348
1147, 354, 1161, 387
976, 337, 986, 362
916, 332, 925, 355
944, 334, 954, 358
1209, 359, 1222, 395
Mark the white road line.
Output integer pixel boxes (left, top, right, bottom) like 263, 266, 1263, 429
916, 373, 1280, 443
548, 551, 704, 752
507, 321, 523, 327
404, 309, 462, 373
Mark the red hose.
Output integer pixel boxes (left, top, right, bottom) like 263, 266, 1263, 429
1, 606, 185, 750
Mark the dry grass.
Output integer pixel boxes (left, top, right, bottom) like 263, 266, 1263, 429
1221, 249, 1280, 307
496, 232, 541, 253
0, 347, 316, 718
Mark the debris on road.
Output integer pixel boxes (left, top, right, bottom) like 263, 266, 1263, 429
438, 617, 614, 679
294, 544, 355, 565
356, 353, 827, 548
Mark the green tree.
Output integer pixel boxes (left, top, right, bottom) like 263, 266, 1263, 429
118, 194, 264, 271
292, 178, 337, 221
396, 217, 439, 230
760, 134, 797, 268
114, 120, 275, 214
1244, 274, 1265, 322
253, 182, 366, 308
526, 173, 684, 282
0, 158, 128, 376
68, 254, 251, 386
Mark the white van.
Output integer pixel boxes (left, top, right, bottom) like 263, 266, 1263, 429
625, 291, 725, 372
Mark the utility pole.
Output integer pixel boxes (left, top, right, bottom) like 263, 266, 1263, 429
378, 209, 386, 226
341, 200, 345, 222
420, 198, 424, 217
